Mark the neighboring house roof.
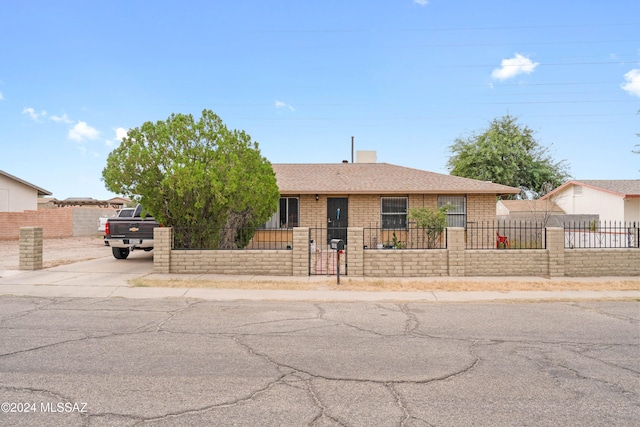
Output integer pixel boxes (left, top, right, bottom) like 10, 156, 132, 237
272, 163, 521, 195
542, 179, 640, 199
498, 199, 564, 214
0, 169, 52, 196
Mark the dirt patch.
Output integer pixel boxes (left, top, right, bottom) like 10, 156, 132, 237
0, 236, 109, 270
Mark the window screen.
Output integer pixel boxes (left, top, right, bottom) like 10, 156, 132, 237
438, 196, 466, 227
381, 197, 408, 229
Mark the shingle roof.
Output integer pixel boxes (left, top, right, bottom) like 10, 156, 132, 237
0, 169, 52, 196
272, 163, 521, 195
542, 179, 640, 199
573, 180, 640, 196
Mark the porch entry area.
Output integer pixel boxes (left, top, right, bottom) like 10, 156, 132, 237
310, 197, 349, 275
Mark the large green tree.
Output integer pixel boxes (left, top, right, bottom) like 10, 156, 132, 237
447, 115, 570, 198
102, 109, 280, 248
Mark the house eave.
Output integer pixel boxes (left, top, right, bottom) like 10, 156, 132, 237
0, 169, 52, 196
281, 189, 519, 196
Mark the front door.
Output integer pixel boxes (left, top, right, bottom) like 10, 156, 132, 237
327, 197, 348, 244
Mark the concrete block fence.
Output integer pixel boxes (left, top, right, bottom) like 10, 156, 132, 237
153, 227, 640, 277
19, 227, 43, 270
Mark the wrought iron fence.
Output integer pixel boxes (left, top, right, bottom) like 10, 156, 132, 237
309, 227, 348, 275
173, 227, 294, 250
466, 221, 546, 250
363, 227, 447, 249
564, 221, 639, 249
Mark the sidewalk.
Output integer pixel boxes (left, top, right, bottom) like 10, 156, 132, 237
1, 265, 639, 302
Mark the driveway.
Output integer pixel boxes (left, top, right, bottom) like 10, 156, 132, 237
0, 297, 638, 426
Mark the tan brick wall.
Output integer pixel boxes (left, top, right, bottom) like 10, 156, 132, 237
156, 225, 639, 278
565, 249, 640, 276
464, 250, 549, 276
363, 249, 448, 277
170, 250, 293, 275
298, 194, 327, 228
467, 194, 497, 224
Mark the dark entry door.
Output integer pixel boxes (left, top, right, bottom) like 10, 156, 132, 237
327, 197, 348, 244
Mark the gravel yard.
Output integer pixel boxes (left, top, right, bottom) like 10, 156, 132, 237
0, 236, 109, 270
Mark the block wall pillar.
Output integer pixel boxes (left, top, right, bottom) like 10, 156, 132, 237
153, 227, 173, 274
19, 226, 43, 270
447, 227, 465, 277
347, 227, 364, 276
292, 227, 309, 276
546, 227, 565, 277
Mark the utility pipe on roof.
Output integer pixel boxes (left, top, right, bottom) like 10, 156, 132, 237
351, 136, 354, 163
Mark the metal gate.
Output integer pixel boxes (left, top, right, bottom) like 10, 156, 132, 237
309, 227, 347, 276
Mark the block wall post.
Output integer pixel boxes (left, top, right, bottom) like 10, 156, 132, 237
292, 227, 309, 276
153, 227, 173, 274
447, 227, 465, 277
19, 226, 43, 271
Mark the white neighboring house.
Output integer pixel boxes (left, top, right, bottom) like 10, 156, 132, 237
541, 180, 640, 224
0, 170, 52, 212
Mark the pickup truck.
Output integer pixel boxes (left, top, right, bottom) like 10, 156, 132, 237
98, 207, 135, 246
104, 205, 160, 259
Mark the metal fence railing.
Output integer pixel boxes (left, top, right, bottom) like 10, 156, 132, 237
309, 228, 347, 275
564, 221, 639, 249
363, 227, 447, 249
173, 227, 294, 250
466, 221, 546, 250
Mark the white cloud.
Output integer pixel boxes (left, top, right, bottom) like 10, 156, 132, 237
491, 53, 539, 80
0, 91, 3, 100
275, 100, 295, 111
413, 0, 429, 5
106, 127, 128, 147
68, 121, 100, 142
115, 127, 128, 141
50, 113, 74, 124
22, 107, 47, 121
621, 69, 640, 97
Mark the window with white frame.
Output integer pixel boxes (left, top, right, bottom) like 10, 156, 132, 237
438, 196, 466, 227
381, 197, 408, 229
263, 197, 299, 229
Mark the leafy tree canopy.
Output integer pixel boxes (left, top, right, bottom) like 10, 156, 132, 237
446, 115, 570, 199
102, 109, 280, 248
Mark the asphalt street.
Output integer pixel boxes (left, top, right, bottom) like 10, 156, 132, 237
0, 296, 638, 426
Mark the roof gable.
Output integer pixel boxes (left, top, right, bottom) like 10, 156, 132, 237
543, 179, 640, 199
272, 163, 520, 195
0, 169, 52, 196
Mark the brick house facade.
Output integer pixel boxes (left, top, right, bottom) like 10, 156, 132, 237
269, 163, 520, 232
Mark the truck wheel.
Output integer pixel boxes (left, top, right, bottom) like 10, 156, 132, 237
112, 248, 130, 259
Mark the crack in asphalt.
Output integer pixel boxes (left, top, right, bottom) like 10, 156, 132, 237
572, 302, 640, 324
307, 378, 346, 427
133, 372, 293, 425
2, 297, 637, 426
564, 343, 640, 375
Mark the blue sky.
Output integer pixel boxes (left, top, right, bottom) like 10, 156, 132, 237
1, 0, 639, 200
